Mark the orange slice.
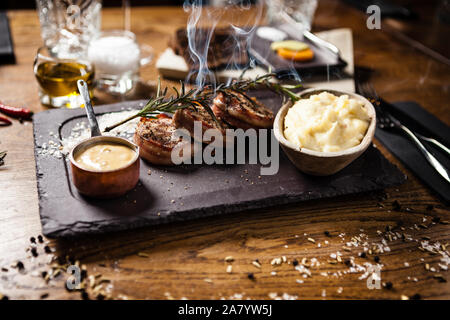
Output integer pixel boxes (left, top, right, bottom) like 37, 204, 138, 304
277, 47, 314, 62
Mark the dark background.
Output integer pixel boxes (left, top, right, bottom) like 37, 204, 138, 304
1, 0, 448, 59
3, 0, 259, 10
0, 0, 185, 10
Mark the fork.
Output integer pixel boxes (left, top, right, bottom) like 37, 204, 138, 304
357, 81, 450, 184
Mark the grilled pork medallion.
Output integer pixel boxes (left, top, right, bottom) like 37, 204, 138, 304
136, 90, 275, 164
213, 90, 274, 129
134, 115, 192, 165
173, 105, 233, 145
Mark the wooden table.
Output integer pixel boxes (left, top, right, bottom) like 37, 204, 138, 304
0, 2, 449, 300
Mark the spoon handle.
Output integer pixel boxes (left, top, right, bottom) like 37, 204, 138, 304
77, 80, 101, 137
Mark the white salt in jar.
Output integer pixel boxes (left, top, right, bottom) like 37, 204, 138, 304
88, 30, 153, 95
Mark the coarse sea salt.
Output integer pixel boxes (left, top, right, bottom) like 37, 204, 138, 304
38, 110, 141, 159
88, 36, 140, 75
61, 110, 140, 155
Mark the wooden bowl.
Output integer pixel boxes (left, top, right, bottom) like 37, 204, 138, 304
69, 136, 140, 198
273, 88, 376, 176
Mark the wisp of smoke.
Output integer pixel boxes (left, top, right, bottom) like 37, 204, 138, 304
183, 0, 304, 89
183, 0, 264, 90
183, 0, 219, 91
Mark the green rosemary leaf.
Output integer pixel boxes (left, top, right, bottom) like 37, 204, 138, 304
173, 87, 179, 98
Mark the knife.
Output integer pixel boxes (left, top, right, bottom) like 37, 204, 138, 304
279, 11, 341, 58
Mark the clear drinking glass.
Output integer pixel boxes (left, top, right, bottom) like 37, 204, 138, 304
34, 47, 95, 108
36, 0, 102, 59
265, 0, 318, 31
87, 30, 153, 96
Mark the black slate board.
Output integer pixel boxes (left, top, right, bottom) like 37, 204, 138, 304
33, 92, 406, 238
249, 24, 347, 77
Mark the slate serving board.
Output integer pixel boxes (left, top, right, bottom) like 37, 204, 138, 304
33, 92, 406, 238
249, 25, 347, 77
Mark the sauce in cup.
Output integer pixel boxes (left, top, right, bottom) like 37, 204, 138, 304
74, 142, 136, 172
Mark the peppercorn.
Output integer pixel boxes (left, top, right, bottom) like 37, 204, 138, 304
247, 273, 255, 280
31, 247, 38, 257
374, 256, 380, 263
96, 293, 105, 300
81, 269, 87, 281
392, 200, 401, 211
81, 291, 89, 300
384, 281, 393, 289
292, 259, 299, 267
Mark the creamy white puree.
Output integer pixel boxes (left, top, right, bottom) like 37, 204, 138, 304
283, 92, 370, 152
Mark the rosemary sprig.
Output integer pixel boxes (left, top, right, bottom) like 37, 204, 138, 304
104, 78, 211, 132
0, 151, 6, 167
103, 73, 301, 133
217, 72, 301, 103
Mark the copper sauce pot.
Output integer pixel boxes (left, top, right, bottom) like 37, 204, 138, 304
69, 80, 140, 198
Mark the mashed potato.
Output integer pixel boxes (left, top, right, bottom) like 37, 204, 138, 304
283, 92, 370, 152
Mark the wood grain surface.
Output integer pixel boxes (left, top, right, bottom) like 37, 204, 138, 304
0, 1, 449, 300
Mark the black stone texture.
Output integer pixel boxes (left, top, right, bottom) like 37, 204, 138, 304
33, 92, 406, 238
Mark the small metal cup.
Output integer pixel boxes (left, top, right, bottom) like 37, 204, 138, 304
69, 136, 140, 198
68, 80, 140, 198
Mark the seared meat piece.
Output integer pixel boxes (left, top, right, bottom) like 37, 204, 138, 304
213, 90, 274, 129
173, 105, 233, 145
211, 103, 254, 130
170, 27, 249, 71
134, 115, 192, 165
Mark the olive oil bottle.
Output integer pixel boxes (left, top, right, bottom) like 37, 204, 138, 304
34, 47, 95, 108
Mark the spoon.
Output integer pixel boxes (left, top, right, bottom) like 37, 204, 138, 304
77, 79, 101, 137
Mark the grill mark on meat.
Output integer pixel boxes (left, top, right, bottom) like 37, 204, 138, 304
213, 90, 274, 128
134, 116, 192, 165
173, 105, 233, 145
211, 104, 254, 130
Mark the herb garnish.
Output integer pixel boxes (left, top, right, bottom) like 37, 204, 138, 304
104, 73, 301, 133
